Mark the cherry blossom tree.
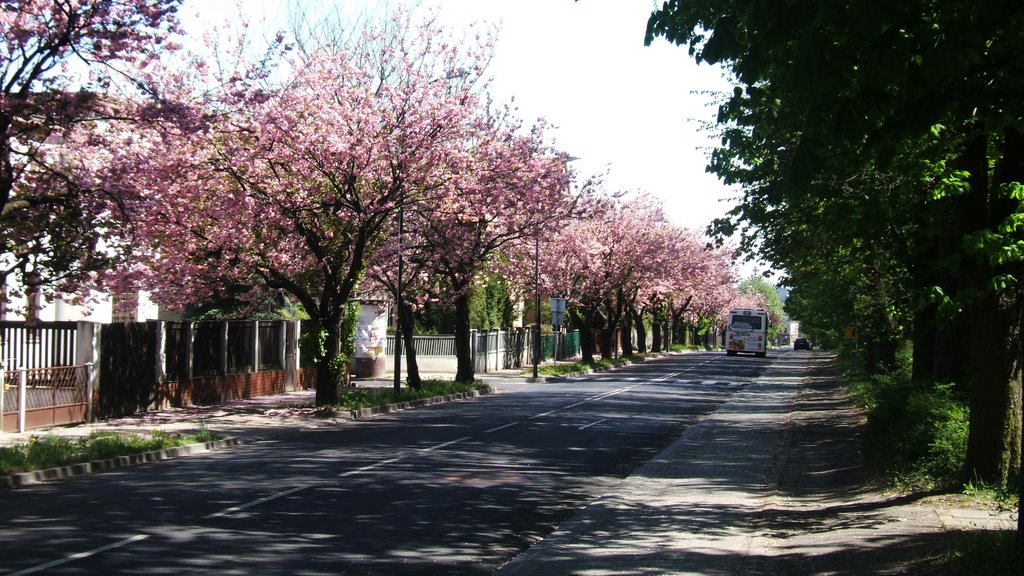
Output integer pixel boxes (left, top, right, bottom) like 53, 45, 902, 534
0, 0, 181, 305
542, 188, 748, 360
541, 192, 666, 362
676, 245, 743, 347
629, 224, 708, 352
391, 110, 576, 383
113, 10, 491, 405
363, 214, 438, 390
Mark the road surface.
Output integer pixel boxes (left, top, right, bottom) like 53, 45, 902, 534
0, 351, 773, 575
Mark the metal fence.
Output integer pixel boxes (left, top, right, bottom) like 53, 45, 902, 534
385, 334, 456, 356
0, 319, 582, 431
382, 329, 580, 373
161, 320, 287, 381
1, 364, 91, 433
0, 321, 77, 370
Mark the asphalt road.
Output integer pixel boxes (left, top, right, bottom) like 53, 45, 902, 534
0, 351, 772, 575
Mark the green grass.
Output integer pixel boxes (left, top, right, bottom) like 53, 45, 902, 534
532, 354, 648, 377
0, 381, 488, 476
843, 348, 1021, 576
0, 427, 221, 475
327, 379, 492, 412
941, 530, 1022, 576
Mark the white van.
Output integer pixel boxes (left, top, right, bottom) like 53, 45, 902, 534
725, 308, 768, 358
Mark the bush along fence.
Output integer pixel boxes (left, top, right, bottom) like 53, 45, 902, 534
0, 320, 582, 432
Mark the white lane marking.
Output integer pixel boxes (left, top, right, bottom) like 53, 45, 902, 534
485, 422, 520, 433
528, 386, 638, 421
204, 486, 308, 519
578, 419, 607, 430
7, 534, 149, 576
338, 457, 403, 478
528, 409, 557, 420
209, 437, 473, 519
418, 436, 471, 452
591, 388, 629, 400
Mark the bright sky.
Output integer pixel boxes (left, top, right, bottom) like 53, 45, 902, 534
182, 0, 739, 237
416, 0, 739, 235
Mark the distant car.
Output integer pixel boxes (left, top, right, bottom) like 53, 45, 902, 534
793, 337, 811, 350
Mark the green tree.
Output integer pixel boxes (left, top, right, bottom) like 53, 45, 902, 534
738, 276, 784, 342
646, 0, 1023, 488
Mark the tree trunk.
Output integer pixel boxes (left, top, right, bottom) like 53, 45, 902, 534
631, 306, 648, 353
599, 326, 615, 359
453, 291, 475, 382
965, 289, 1023, 486
962, 129, 1023, 487
571, 309, 597, 364
621, 313, 634, 356
314, 318, 344, 406
398, 300, 421, 389
651, 311, 663, 352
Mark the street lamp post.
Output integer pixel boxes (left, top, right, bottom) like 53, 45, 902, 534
533, 233, 540, 380
393, 206, 404, 394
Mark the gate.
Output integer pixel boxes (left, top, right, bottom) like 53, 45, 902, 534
1, 365, 90, 432
98, 321, 158, 419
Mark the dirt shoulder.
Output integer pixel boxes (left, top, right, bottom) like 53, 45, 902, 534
754, 354, 1015, 575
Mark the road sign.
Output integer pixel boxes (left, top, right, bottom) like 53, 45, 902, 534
550, 297, 567, 328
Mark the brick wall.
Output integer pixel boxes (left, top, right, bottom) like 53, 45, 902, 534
153, 368, 317, 409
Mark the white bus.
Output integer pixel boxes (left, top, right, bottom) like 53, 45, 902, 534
725, 308, 769, 358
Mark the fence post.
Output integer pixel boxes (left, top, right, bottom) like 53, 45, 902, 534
85, 362, 94, 422
490, 330, 498, 372
469, 329, 476, 371
277, 320, 286, 372
220, 321, 229, 376
184, 322, 194, 381
0, 360, 5, 432
285, 320, 297, 392
74, 321, 99, 394
251, 320, 259, 373
18, 367, 27, 433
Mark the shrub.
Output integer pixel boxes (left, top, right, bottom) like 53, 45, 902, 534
0, 428, 224, 475
858, 370, 969, 491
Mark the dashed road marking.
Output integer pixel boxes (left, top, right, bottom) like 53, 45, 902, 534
578, 419, 607, 430
7, 534, 149, 576
204, 486, 309, 519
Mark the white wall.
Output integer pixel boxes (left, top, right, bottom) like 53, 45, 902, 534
1, 283, 160, 323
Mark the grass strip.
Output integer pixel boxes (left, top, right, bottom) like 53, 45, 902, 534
0, 427, 221, 475
328, 379, 492, 411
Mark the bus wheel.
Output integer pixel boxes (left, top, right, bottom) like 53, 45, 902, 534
756, 352, 766, 358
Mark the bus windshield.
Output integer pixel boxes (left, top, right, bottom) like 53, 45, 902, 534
729, 315, 763, 331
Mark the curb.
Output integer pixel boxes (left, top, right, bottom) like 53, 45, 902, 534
343, 389, 490, 419
1, 437, 242, 490
1, 387, 495, 489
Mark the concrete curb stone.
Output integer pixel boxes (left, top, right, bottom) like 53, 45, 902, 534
1, 437, 242, 489
0, 387, 497, 489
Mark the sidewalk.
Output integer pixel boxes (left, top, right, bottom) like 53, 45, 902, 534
494, 355, 1016, 575
0, 360, 582, 451
0, 371, 526, 489
494, 357, 805, 575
